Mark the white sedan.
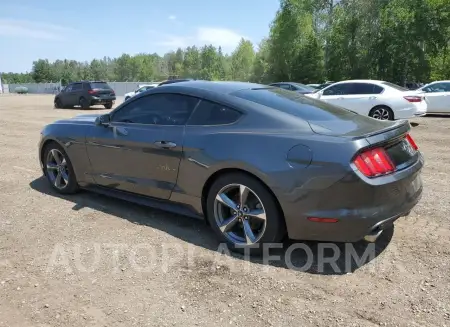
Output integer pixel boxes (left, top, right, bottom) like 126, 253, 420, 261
306, 79, 427, 120
124, 84, 158, 101
415, 80, 450, 114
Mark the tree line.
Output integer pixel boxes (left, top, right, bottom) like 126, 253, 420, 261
2, 0, 449, 86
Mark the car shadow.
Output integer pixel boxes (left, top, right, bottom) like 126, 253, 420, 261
29, 176, 394, 276
423, 114, 450, 118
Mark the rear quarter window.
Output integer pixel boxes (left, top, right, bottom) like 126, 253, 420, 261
232, 88, 356, 121
187, 100, 242, 125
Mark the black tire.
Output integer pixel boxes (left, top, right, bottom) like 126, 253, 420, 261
43, 142, 79, 194
369, 106, 394, 120
54, 98, 62, 109
79, 97, 90, 109
104, 102, 113, 109
206, 172, 286, 255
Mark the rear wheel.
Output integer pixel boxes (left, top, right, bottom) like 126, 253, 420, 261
369, 106, 394, 120
43, 142, 79, 194
104, 102, 113, 109
206, 172, 285, 254
79, 97, 90, 109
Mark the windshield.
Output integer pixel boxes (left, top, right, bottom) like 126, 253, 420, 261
232, 87, 357, 121
90, 82, 112, 90
381, 82, 409, 91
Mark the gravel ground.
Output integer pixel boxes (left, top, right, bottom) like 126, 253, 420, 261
0, 95, 449, 327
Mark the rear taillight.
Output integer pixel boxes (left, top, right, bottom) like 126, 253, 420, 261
111, 91, 115, 95
404, 95, 422, 103
353, 148, 395, 177
405, 133, 418, 150
88, 90, 96, 94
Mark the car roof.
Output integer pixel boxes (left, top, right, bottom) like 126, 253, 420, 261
160, 80, 269, 94
333, 79, 385, 85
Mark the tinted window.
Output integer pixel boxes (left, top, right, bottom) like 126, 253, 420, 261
322, 83, 353, 95
188, 100, 242, 125
232, 88, 356, 121
65, 85, 72, 92
352, 83, 384, 95
279, 84, 292, 90
423, 82, 450, 92
90, 82, 112, 89
72, 83, 82, 91
381, 82, 408, 91
111, 93, 199, 125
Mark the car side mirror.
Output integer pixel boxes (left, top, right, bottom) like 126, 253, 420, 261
95, 114, 110, 126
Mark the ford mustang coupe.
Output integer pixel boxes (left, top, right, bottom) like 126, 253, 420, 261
39, 81, 423, 253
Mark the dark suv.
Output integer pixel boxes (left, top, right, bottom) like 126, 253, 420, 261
54, 81, 116, 109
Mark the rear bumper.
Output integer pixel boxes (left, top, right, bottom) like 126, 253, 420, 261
280, 154, 424, 243
90, 96, 116, 104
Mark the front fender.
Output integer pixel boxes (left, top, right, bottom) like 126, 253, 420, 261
39, 123, 93, 185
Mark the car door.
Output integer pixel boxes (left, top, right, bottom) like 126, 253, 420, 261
85, 93, 200, 199
422, 82, 450, 113
337, 83, 383, 115
59, 84, 73, 106
319, 83, 353, 107
67, 83, 83, 106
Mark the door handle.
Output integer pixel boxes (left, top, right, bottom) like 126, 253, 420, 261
369, 96, 377, 100
154, 141, 176, 149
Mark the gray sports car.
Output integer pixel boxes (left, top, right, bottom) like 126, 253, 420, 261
39, 81, 424, 253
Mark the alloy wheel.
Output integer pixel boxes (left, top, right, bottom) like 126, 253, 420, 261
371, 108, 390, 120
213, 183, 267, 245
46, 149, 69, 189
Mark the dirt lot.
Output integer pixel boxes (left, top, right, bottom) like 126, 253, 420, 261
0, 94, 449, 327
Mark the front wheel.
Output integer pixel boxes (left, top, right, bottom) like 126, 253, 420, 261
54, 98, 62, 109
206, 172, 285, 254
369, 106, 394, 120
43, 142, 79, 194
79, 97, 90, 109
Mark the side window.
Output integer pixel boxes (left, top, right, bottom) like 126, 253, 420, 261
278, 84, 291, 90
323, 84, 351, 96
83, 83, 89, 90
352, 83, 384, 95
425, 83, 448, 93
111, 93, 199, 125
187, 100, 242, 125
65, 85, 73, 92
72, 83, 82, 91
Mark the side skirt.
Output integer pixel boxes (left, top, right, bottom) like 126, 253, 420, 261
83, 184, 204, 220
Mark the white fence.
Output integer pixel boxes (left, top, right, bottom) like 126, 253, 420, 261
2, 82, 159, 96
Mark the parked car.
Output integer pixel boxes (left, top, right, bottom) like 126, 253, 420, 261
39, 81, 423, 253
124, 84, 158, 101
54, 81, 116, 109
414, 80, 450, 114
158, 78, 193, 86
307, 79, 427, 120
307, 83, 321, 89
269, 82, 316, 94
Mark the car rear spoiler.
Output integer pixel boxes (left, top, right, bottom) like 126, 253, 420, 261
360, 120, 411, 146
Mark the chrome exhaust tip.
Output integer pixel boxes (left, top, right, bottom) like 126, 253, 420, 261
364, 229, 383, 243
